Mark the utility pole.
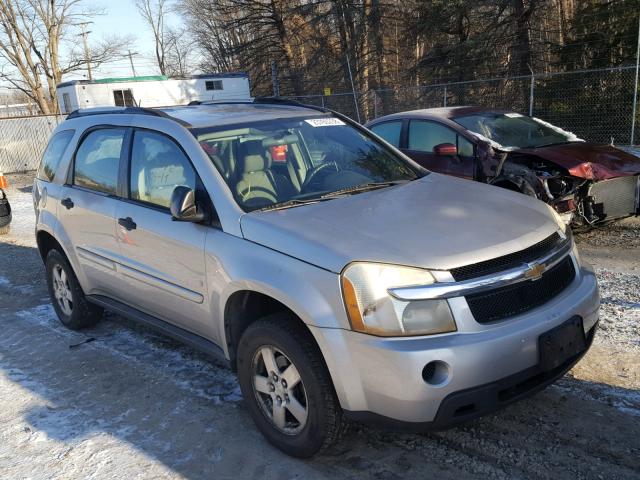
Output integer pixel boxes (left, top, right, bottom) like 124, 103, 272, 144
127, 50, 139, 77
77, 22, 93, 81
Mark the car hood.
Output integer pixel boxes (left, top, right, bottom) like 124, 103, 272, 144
514, 143, 640, 180
240, 174, 559, 274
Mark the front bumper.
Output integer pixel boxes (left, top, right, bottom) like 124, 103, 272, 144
310, 263, 599, 426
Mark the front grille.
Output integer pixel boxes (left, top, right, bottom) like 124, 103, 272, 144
589, 175, 639, 220
450, 232, 561, 281
465, 255, 576, 323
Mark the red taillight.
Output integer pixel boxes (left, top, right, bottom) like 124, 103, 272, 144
271, 145, 288, 162
0, 174, 7, 189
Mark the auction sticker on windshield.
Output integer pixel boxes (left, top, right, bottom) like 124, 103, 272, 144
305, 118, 346, 127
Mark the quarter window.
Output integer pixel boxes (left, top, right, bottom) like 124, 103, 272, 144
37, 130, 75, 182
74, 128, 125, 194
370, 121, 402, 147
129, 130, 197, 209
408, 120, 474, 156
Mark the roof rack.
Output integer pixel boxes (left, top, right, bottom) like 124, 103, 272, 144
188, 97, 330, 115
66, 106, 190, 126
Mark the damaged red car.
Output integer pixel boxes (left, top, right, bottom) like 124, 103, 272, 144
366, 107, 640, 228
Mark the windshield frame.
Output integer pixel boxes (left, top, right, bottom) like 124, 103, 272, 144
190, 113, 427, 213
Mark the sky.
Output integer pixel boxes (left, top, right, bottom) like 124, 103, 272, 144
71, 0, 183, 80
0, 0, 185, 95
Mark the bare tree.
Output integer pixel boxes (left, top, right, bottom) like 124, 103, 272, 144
0, 0, 129, 114
164, 26, 194, 76
135, 0, 169, 75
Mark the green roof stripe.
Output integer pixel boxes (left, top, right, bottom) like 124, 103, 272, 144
93, 75, 169, 84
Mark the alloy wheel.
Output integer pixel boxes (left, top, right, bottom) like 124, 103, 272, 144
251, 345, 309, 435
52, 264, 73, 316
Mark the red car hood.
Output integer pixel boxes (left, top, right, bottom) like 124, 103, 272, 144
515, 143, 640, 180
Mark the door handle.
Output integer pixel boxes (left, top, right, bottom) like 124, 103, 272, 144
118, 217, 137, 231
61, 197, 74, 209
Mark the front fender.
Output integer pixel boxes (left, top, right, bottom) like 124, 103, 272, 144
204, 231, 350, 356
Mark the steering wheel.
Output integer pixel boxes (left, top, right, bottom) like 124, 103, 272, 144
301, 161, 339, 192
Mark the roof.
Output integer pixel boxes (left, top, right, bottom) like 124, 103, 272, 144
158, 102, 330, 129
367, 106, 513, 123
57, 72, 248, 89
65, 100, 331, 129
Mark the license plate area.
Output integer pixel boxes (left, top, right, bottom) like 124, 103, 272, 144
538, 316, 586, 372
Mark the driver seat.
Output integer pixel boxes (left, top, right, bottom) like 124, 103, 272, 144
235, 140, 293, 207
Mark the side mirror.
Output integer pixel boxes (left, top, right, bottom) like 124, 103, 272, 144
433, 143, 458, 156
170, 186, 206, 223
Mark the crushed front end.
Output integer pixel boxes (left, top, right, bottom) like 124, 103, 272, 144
485, 148, 640, 228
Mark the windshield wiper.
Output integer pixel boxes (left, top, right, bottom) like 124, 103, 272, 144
526, 140, 579, 149
257, 197, 330, 212
257, 180, 409, 212
319, 180, 409, 200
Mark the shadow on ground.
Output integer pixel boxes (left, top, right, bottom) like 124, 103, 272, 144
1, 241, 639, 479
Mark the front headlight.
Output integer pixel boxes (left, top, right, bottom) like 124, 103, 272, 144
341, 262, 457, 337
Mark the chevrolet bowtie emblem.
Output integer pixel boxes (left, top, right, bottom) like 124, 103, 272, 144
524, 262, 546, 281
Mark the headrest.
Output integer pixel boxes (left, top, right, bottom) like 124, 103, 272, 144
239, 140, 270, 173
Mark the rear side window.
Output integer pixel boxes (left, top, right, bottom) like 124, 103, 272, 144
74, 128, 126, 194
370, 121, 402, 147
37, 130, 75, 182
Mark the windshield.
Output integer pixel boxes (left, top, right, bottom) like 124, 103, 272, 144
453, 112, 580, 149
192, 115, 420, 211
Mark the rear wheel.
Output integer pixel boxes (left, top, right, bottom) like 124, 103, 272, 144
236, 313, 345, 457
45, 249, 103, 330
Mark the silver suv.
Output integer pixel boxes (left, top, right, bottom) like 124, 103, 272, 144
34, 100, 600, 457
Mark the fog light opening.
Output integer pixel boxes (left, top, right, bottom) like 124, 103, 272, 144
422, 361, 450, 386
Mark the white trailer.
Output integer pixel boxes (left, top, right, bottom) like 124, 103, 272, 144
56, 73, 251, 113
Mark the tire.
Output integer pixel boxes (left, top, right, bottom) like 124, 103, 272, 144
236, 313, 345, 458
45, 249, 103, 330
0, 211, 10, 235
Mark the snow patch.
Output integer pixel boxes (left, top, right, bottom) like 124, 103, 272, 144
0, 274, 35, 294
2, 185, 36, 247
553, 379, 640, 417
531, 117, 584, 143
15, 304, 243, 405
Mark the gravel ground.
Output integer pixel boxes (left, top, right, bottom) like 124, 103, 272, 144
1, 173, 639, 479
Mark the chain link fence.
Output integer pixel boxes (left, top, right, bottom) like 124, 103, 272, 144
289, 66, 640, 146
0, 66, 637, 173
0, 115, 63, 173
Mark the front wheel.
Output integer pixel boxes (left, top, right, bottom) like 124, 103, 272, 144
236, 314, 345, 457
